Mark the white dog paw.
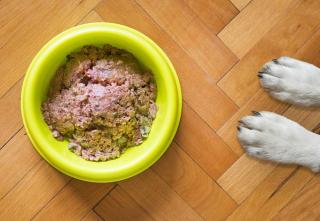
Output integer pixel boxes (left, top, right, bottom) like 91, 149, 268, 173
258, 56, 320, 106
237, 111, 320, 172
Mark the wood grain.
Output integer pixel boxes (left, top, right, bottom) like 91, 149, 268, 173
30, 9, 109, 221
135, 0, 238, 81
184, 0, 238, 33
2, 0, 320, 219
217, 90, 288, 156
0, 129, 40, 199
219, 0, 297, 58
82, 211, 103, 221
230, 0, 252, 10
274, 176, 320, 220
0, 0, 99, 97
33, 180, 114, 220
175, 102, 238, 179
95, 0, 238, 130
0, 80, 22, 147
152, 142, 237, 221
119, 170, 203, 221
227, 166, 313, 220
218, 0, 320, 106
0, 7, 105, 150
0, 0, 40, 48
79, 10, 104, 24
218, 90, 320, 204
95, 186, 154, 221
253, 168, 313, 221
218, 154, 277, 203
0, 161, 69, 220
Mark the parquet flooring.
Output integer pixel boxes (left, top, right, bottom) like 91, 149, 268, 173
1, 0, 320, 220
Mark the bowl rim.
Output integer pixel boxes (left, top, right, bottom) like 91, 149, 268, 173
21, 22, 182, 183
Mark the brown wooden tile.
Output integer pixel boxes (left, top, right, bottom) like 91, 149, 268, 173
153, 142, 237, 220
218, 0, 320, 106
119, 170, 203, 220
95, 186, 154, 221
33, 180, 114, 220
95, 0, 238, 130
135, 0, 238, 81
184, 0, 238, 33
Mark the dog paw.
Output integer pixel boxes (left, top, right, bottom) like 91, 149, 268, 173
237, 111, 320, 171
258, 56, 320, 106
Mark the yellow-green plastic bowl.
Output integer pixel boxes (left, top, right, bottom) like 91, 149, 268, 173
21, 23, 182, 183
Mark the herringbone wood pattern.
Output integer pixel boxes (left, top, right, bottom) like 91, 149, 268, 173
1, 0, 320, 220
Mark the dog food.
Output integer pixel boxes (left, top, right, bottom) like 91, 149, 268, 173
42, 45, 157, 161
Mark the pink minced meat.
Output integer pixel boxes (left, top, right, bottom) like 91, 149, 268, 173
42, 45, 157, 161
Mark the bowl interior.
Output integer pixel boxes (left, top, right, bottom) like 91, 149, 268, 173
22, 23, 181, 182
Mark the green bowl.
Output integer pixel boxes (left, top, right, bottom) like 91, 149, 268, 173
21, 23, 182, 183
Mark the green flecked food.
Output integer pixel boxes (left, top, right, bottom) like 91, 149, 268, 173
42, 45, 157, 161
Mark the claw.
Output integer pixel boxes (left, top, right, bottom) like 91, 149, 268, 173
238, 120, 245, 127
252, 111, 262, 116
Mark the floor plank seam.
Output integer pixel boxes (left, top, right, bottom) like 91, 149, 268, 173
217, 0, 253, 36
275, 173, 316, 218
0, 126, 23, 150
218, 0, 320, 71
220, 158, 277, 205
78, 0, 102, 25
92, 209, 106, 221
0, 158, 42, 201
80, 208, 93, 221
92, 183, 118, 210
0, 75, 23, 99
228, 0, 241, 13
30, 178, 72, 220
147, 165, 206, 220
94, 7, 240, 132
96, 185, 156, 221
177, 101, 239, 158
175, 133, 239, 182
163, 141, 239, 212
0, 1, 103, 99
240, 0, 253, 11
216, 56, 240, 84
215, 5, 320, 108
215, 87, 291, 135
268, 166, 299, 200
131, 0, 238, 83
120, 185, 157, 220
178, 97, 238, 134
173, 140, 239, 206
223, 163, 280, 220
214, 60, 242, 111
78, 9, 96, 24
182, 0, 240, 35
295, 23, 320, 58
4, 0, 320, 219
216, 9, 240, 36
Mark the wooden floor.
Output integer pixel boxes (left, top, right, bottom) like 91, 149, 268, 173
2, 0, 320, 220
